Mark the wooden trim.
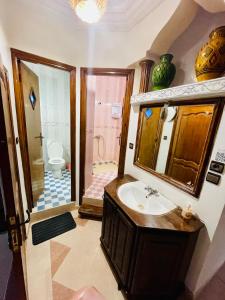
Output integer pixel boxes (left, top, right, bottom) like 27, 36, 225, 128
70, 69, 76, 203
80, 67, 135, 205
118, 69, 135, 176
79, 68, 87, 205
11, 49, 76, 211
11, 48, 75, 71
134, 97, 225, 198
1, 65, 26, 238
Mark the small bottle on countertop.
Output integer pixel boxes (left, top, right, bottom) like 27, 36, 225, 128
181, 203, 193, 220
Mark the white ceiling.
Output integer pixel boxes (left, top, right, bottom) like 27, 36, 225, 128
13, 0, 165, 31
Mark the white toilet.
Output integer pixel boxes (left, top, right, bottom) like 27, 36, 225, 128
47, 139, 65, 178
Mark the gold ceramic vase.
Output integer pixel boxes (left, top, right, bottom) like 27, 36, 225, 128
195, 26, 225, 82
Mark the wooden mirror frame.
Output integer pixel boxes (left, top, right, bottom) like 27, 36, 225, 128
134, 97, 225, 197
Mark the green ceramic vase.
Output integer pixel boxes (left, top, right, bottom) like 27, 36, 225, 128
151, 54, 176, 90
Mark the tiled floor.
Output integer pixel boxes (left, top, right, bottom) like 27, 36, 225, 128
197, 261, 225, 300
84, 171, 117, 200
26, 209, 124, 300
33, 170, 71, 212
93, 161, 118, 175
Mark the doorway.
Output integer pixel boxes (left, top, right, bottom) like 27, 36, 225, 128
11, 49, 76, 212
80, 68, 134, 205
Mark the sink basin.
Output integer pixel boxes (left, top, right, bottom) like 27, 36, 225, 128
117, 181, 176, 216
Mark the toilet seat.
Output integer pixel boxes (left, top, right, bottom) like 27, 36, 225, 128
49, 157, 65, 165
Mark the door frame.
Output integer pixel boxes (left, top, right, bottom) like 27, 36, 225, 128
11, 49, 76, 211
0, 63, 27, 299
80, 67, 135, 205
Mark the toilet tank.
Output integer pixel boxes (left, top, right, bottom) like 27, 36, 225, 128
47, 139, 63, 159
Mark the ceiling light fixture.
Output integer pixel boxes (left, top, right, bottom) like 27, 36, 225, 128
70, 0, 107, 24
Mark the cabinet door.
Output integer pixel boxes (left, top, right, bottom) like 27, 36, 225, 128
101, 194, 117, 255
112, 209, 135, 287
131, 231, 186, 298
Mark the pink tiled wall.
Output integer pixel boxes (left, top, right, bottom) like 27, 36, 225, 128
87, 75, 127, 163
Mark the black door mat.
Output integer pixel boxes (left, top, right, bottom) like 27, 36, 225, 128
32, 212, 76, 245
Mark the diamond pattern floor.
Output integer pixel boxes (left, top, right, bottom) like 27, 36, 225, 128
33, 170, 71, 212
84, 171, 117, 200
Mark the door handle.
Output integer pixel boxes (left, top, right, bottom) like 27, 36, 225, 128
19, 209, 31, 226
34, 133, 44, 146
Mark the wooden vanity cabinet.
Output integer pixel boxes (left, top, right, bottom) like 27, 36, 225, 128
101, 193, 135, 288
100, 192, 200, 300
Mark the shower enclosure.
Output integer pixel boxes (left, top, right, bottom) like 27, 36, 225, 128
83, 74, 127, 203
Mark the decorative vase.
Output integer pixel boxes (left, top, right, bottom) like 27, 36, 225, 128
151, 54, 176, 90
195, 26, 225, 82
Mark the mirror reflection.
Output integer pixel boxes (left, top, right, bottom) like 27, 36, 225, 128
135, 103, 217, 193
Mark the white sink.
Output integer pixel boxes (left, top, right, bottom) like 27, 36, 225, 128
117, 181, 176, 216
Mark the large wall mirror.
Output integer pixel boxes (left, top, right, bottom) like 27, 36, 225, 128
134, 98, 224, 197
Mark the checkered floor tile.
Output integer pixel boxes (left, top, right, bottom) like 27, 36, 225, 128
84, 171, 117, 200
33, 170, 71, 212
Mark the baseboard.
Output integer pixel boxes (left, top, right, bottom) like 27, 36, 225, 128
82, 197, 103, 207
78, 204, 103, 220
30, 202, 77, 223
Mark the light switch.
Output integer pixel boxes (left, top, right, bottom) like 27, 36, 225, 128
129, 143, 134, 149
206, 172, 221, 185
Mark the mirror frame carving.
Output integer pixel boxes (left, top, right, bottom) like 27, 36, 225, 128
134, 97, 225, 197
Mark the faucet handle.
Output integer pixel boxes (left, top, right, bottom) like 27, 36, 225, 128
144, 186, 151, 191
153, 189, 159, 196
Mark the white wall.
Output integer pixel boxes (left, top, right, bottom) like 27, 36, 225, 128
25, 62, 71, 168
195, 206, 225, 293
125, 8, 225, 295
169, 8, 225, 86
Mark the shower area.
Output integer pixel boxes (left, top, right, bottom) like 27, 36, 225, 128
83, 74, 127, 203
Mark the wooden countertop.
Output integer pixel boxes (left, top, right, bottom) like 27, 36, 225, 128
104, 175, 204, 233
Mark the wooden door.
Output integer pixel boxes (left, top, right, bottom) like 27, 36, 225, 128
166, 105, 214, 187
19, 62, 44, 202
0, 64, 27, 300
137, 107, 163, 170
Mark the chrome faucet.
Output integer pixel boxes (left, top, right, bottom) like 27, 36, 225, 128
145, 186, 158, 198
